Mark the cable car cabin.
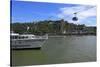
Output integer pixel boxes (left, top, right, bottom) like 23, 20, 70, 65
72, 12, 78, 21
72, 17, 78, 21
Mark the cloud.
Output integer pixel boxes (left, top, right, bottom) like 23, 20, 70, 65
57, 5, 96, 26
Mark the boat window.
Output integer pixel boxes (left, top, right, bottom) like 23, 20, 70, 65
19, 36, 21, 39
19, 36, 23, 39
11, 35, 29, 39
15, 36, 18, 39
10, 36, 13, 39
11, 36, 18, 39
21, 36, 24, 39
20, 36, 28, 39
25, 36, 28, 38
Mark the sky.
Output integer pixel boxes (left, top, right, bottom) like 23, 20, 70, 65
11, 0, 96, 26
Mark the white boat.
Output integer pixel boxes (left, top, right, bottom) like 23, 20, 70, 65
10, 32, 48, 49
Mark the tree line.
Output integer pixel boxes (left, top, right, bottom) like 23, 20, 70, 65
11, 19, 96, 35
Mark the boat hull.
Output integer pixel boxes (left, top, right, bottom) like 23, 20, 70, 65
11, 39, 46, 49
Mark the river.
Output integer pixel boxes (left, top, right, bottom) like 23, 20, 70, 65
11, 35, 96, 66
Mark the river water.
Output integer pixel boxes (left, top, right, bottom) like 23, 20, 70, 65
11, 35, 96, 66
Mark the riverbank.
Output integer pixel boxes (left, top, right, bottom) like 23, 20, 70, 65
48, 33, 96, 36
48, 35, 96, 38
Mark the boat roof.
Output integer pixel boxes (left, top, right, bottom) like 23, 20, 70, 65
11, 33, 19, 36
10, 31, 35, 36
20, 34, 35, 36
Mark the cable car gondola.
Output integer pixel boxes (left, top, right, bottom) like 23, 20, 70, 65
72, 12, 78, 21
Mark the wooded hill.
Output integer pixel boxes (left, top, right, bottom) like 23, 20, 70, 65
11, 19, 96, 35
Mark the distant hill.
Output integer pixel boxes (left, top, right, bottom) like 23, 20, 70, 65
11, 19, 96, 35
